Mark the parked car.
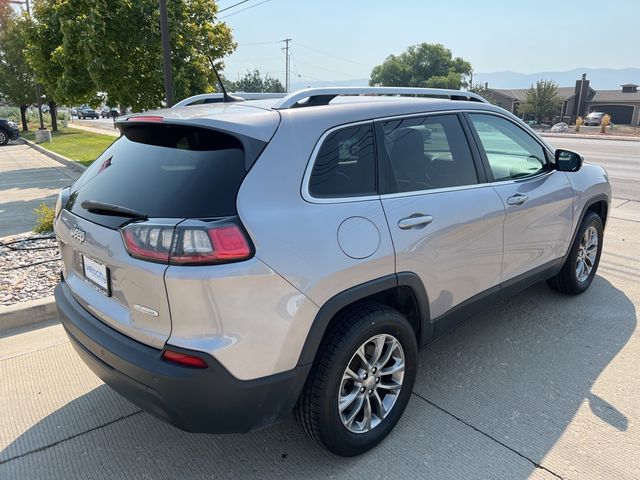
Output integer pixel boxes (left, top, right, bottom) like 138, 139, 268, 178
53, 87, 611, 457
530, 123, 550, 130
79, 108, 99, 119
550, 122, 569, 133
100, 108, 111, 118
584, 111, 605, 126
0, 118, 20, 146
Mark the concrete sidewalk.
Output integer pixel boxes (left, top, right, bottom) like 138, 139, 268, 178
0, 142, 82, 237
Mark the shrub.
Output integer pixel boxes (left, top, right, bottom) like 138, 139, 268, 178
575, 116, 584, 133
0, 106, 20, 123
600, 114, 611, 134
33, 203, 55, 233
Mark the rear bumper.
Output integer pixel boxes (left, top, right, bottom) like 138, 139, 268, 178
55, 281, 310, 433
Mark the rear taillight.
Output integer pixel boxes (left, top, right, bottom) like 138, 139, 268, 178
161, 349, 208, 368
121, 225, 173, 263
171, 225, 251, 264
120, 220, 252, 265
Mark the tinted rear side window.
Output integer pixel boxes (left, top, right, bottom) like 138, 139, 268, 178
69, 125, 247, 228
309, 123, 376, 198
382, 114, 478, 193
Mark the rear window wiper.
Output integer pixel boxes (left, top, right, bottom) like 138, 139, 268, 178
81, 200, 148, 220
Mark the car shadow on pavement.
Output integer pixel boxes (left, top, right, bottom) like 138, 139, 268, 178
1, 276, 636, 479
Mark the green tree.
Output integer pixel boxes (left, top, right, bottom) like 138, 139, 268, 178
27, 0, 235, 112
518, 79, 562, 123
26, 1, 97, 131
230, 69, 285, 93
0, 14, 36, 131
370, 43, 472, 89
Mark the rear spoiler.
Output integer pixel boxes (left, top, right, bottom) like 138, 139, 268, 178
114, 117, 271, 171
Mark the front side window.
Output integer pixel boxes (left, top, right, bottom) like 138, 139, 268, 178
309, 123, 376, 198
468, 114, 547, 181
382, 114, 478, 193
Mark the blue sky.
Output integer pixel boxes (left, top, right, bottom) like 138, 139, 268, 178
220, 0, 639, 84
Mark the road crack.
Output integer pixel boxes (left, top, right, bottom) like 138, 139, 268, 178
0, 410, 142, 466
412, 391, 564, 480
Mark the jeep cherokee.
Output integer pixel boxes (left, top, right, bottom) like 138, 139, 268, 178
54, 87, 611, 456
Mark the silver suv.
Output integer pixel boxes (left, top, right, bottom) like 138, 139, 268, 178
54, 87, 611, 456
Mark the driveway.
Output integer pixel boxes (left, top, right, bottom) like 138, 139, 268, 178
1, 211, 638, 479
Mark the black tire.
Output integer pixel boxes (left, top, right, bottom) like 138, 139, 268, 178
547, 211, 603, 294
295, 303, 417, 456
0, 129, 8, 146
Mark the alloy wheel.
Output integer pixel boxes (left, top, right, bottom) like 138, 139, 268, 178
338, 333, 405, 434
576, 225, 598, 282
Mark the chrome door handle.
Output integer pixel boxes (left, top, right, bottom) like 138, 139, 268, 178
398, 215, 433, 230
507, 194, 528, 206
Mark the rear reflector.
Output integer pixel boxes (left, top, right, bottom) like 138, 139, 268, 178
161, 349, 208, 368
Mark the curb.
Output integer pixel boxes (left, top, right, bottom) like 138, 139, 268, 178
540, 132, 640, 142
19, 137, 87, 172
0, 296, 58, 335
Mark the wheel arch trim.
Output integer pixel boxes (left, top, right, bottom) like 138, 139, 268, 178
296, 272, 430, 366
565, 194, 609, 264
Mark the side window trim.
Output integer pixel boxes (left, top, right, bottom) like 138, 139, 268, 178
373, 121, 391, 196
462, 111, 554, 183
302, 120, 380, 204
455, 112, 489, 184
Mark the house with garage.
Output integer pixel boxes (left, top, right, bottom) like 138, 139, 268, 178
485, 74, 640, 125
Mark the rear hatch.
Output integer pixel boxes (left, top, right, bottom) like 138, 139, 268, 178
55, 109, 278, 348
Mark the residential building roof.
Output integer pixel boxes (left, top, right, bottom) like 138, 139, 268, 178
589, 90, 640, 102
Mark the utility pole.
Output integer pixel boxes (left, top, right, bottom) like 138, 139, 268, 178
282, 38, 291, 92
159, 0, 174, 107
10, 0, 44, 130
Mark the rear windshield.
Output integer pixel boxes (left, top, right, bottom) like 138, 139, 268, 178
69, 124, 247, 228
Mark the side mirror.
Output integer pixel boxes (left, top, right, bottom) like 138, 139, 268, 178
555, 149, 583, 172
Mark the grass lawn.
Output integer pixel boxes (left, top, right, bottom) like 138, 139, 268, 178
22, 127, 116, 166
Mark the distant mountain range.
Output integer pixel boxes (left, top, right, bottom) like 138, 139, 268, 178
290, 79, 369, 91
290, 68, 640, 91
474, 68, 640, 90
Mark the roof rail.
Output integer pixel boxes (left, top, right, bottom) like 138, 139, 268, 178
272, 87, 488, 110
173, 92, 288, 108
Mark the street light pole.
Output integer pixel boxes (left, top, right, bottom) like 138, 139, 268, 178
159, 0, 174, 107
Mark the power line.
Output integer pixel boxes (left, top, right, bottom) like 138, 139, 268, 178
292, 58, 360, 79
236, 40, 281, 47
219, 0, 273, 19
218, 0, 250, 13
296, 43, 371, 68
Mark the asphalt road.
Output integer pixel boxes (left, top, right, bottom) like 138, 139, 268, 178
544, 136, 640, 201
73, 117, 119, 133
2, 203, 640, 478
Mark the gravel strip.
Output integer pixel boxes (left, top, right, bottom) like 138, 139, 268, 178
0, 233, 61, 307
